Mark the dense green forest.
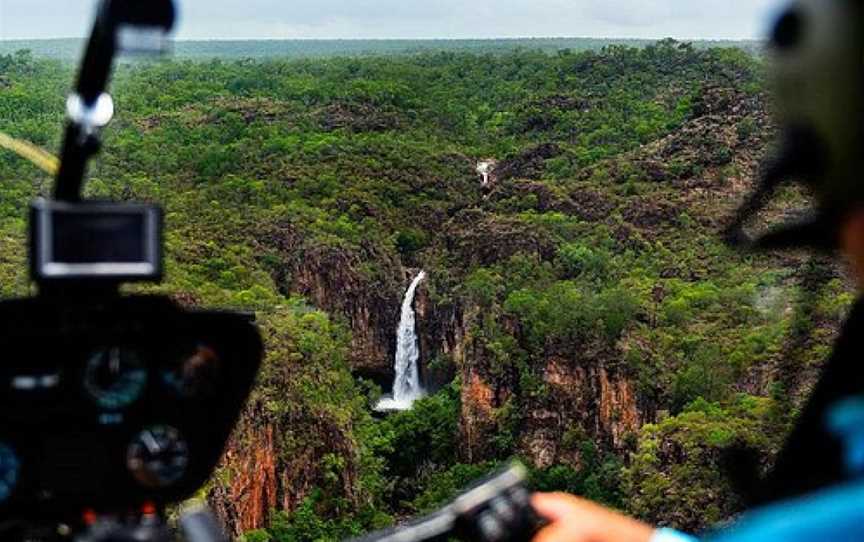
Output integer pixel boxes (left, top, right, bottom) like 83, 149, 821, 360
0, 40, 851, 541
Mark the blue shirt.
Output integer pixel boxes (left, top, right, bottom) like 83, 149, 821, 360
708, 481, 864, 542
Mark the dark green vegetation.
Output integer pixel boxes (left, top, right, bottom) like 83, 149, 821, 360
0, 40, 851, 540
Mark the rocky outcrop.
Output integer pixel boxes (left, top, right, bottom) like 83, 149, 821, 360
211, 402, 361, 537
581, 82, 771, 195
209, 418, 279, 534
413, 286, 467, 391
457, 338, 648, 468
460, 370, 501, 462
259, 222, 405, 384
444, 210, 558, 268
289, 244, 401, 380
257, 218, 475, 395
316, 101, 404, 133
494, 143, 563, 182
487, 179, 578, 214
255, 212, 649, 477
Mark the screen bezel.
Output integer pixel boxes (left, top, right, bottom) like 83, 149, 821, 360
31, 200, 162, 281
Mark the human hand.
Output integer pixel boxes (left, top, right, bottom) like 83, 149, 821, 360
531, 492, 655, 542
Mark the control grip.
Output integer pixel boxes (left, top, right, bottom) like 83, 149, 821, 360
348, 462, 543, 542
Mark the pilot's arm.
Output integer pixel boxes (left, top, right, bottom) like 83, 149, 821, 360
533, 482, 864, 542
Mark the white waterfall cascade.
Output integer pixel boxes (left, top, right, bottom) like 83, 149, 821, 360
476, 160, 497, 187
375, 271, 427, 411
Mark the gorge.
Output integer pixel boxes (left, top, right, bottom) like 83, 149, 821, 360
204, 45, 849, 538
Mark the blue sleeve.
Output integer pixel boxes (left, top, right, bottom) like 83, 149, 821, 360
651, 528, 699, 542
709, 481, 864, 542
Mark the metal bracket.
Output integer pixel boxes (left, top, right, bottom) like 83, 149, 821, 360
66, 93, 115, 139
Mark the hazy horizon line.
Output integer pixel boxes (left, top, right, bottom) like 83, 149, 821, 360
0, 35, 763, 43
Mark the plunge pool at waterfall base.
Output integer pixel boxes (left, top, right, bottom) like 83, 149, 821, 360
374, 392, 425, 412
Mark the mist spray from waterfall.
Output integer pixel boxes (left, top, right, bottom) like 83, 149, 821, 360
375, 271, 427, 411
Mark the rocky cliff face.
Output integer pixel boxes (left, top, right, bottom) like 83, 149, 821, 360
416, 280, 648, 467
414, 286, 467, 391
208, 414, 279, 534
206, 295, 371, 536
210, 395, 363, 537
453, 327, 648, 467
259, 221, 406, 385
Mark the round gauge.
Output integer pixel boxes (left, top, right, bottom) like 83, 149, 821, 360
83, 347, 147, 410
162, 344, 221, 398
126, 425, 190, 488
0, 443, 20, 502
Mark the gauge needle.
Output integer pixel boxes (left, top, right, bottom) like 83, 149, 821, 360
142, 431, 162, 455
110, 348, 121, 374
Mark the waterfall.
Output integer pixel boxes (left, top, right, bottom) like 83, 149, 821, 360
476, 160, 497, 187
375, 271, 427, 411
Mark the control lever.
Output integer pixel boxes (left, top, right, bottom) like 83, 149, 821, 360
347, 462, 543, 542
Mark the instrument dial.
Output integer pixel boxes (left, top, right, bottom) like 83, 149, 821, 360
127, 425, 189, 488
162, 344, 221, 398
0, 443, 20, 502
83, 347, 147, 410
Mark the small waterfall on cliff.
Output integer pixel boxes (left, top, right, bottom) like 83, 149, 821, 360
375, 271, 427, 411
476, 160, 497, 187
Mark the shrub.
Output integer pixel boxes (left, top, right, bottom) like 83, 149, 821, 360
504, 281, 640, 347
595, 286, 640, 341
464, 268, 504, 307
376, 385, 461, 478
240, 530, 271, 542
529, 449, 624, 508
395, 228, 429, 256
623, 396, 778, 532
557, 243, 610, 281
670, 344, 734, 413
252, 491, 389, 542
736, 117, 757, 141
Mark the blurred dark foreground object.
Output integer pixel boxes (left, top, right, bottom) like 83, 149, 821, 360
348, 462, 543, 542
73, 506, 224, 542
0, 1, 265, 541
721, 0, 864, 509
0, 296, 262, 540
723, 0, 863, 252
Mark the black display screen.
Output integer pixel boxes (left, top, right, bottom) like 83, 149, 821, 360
51, 211, 148, 264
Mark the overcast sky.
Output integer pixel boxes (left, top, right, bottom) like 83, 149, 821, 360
0, 0, 785, 41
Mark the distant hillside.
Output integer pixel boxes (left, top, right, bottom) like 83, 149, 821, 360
0, 37, 763, 62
